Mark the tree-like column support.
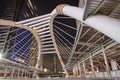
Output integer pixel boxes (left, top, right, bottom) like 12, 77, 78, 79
11, 68, 15, 78
90, 54, 95, 78
17, 69, 20, 78
78, 63, 82, 77
4, 67, 8, 78
102, 45, 112, 78
83, 61, 86, 78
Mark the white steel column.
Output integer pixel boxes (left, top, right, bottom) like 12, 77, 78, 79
17, 69, 20, 78
27, 73, 29, 78
23, 71, 25, 78
78, 63, 82, 77
29, 72, 31, 78
11, 68, 15, 78
90, 54, 95, 78
77, 63, 79, 77
4, 67, 8, 78
102, 46, 112, 78
21, 70, 24, 78
14, 72, 17, 78
26, 72, 28, 78
25, 72, 27, 78
73, 66, 75, 77
78, 62, 81, 77
75, 64, 78, 77
40, 54, 43, 70
83, 61, 86, 78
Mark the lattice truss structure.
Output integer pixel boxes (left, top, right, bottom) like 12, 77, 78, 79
0, 0, 120, 77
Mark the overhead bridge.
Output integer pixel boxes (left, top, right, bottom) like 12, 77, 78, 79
0, 0, 120, 79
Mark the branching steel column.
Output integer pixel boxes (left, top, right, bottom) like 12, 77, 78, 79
14, 72, 17, 78
29, 72, 31, 78
102, 45, 112, 78
4, 67, 8, 78
83, 61, 86, 78
25, 71, 27, 77
90, 54, 95, 78
78, 63, 82, 77
77, 64, 79, 77
17, 69, 20, 78
75, 64, 78, 77
11, 68, 15, 78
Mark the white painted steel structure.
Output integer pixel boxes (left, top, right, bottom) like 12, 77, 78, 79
0, 0, 120, 79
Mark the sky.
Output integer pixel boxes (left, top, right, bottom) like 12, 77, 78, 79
35, 0, 79, 15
